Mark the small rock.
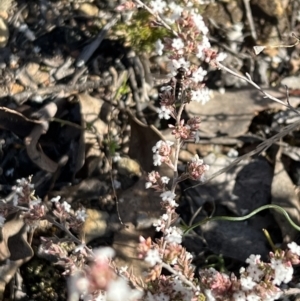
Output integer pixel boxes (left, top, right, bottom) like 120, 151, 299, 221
25, 62, 50, 85
117, 157, 142, 178
0, 17, 9, 48
179, 149, 193, 162
78, 3, 99, 17
81, 209, 109, 244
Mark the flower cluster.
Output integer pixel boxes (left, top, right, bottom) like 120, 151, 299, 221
11, 177, 46, 227
151, 3, 226, 109
186, 154, 210, 181
199, 242, 300, 301
68, 247, 143, 301
51, 196, 87, 233
152, 140, 174, 167
145, 171, 170, 191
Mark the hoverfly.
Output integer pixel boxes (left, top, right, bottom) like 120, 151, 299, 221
153, 67, 188, 103
174, 67, 187, 102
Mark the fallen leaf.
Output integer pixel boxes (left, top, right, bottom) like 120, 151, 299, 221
127, 110, 164, 172
0, 213, 33, 297
271, 150, 300, 243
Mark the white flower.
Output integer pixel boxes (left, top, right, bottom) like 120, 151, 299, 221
76, 209, 88, 222
172, 38, 184, 50
153, 214, 169, 231
168, 2, 183, 21
161, 176, 170, 184
246, 254, 261, 265
62, 201, 71, 212
246, 264, 264, 282
172, 279, 193, 300
152, 140, 163, 153
216, 52, 227, 62
271, 258, 293, 285
191, 87, 210, 104
162, 213, 168, 220
153, 219, 164, 231
157, 106, 171, 119
149, 0, 167, 14
192, 66, 207, 83
94, 247, 115, 260
107, 277, 143, 301
153, 153, 162, 166
160, 191, 176, 201
168, 198, 178, 207
288, 242, 300, 256
170, 58, 190, 74
192, 12, 209, 35
152, 140, 173, 153
196, 38, 211, 59
119, 266, 128, 274
240, 276, 256, 291
155, 39, 164, 55
51, 196, 61, 203
145, 182, 152, 189
160, 191, 178, 207
165, 226, 182, 244
145, 249, 161, 266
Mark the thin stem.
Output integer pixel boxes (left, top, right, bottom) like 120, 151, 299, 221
171, 103, 186, 191
185, 204, 300, 233
262, 228, 277, 252
243, 0, 257, 40
217, 62, 300, 116
133, 0, 178, 37
161, 262, 198, 291
45, 215, 94, 257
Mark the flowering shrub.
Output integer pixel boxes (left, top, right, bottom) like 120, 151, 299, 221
2, 1, 300, 301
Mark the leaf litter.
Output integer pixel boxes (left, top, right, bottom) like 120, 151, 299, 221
0, 0, 300, 299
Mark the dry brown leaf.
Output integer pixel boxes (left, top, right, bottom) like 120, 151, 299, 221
0, 105, 59, 173
0, 214, 33, 297
25, 123, 58, 173
127, 110, 164, 172
271, 151, 300, 243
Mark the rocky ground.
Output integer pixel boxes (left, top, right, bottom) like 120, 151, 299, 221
1, 0, 300, 300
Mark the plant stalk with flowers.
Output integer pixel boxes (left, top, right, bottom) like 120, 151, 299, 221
113, 1, 300, 301
3, 1, 300, 301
